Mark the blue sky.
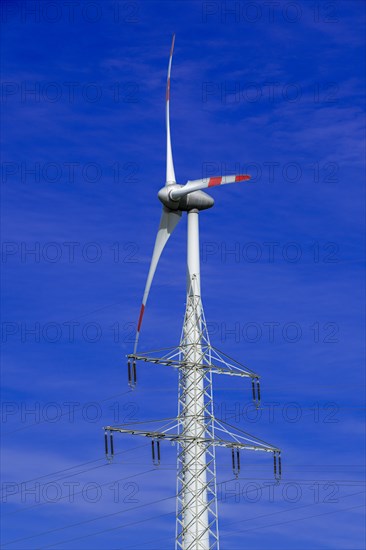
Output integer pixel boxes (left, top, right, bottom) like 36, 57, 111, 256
1, 0, 365, 548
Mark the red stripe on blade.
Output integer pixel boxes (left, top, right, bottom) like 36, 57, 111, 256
137, 304, 145, 332
235, 175, 251, 182
208, 177, 222, 187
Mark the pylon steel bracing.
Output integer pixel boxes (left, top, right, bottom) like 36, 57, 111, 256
175, 283, 219, 549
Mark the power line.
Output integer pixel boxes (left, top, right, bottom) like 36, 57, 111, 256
109, 489, 366, 550
222, 504, 365, 539
40, 509, 177, 549
221, 489, 365, 532
122, 488, 366, 549
0, 442, 149, 499
4, 468, 364, 520
1, 475, 238, 547
9, 465, 363, 550
5, 464, 363, 520
3, 389, 133, 435
3, 467, 156, 517
2, 490, 176, 546
8, 477, 240, 549
124, 504, 365, 550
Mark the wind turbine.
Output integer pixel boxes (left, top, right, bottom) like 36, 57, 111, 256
104, 35, 281, 550
133, 34, 250, 356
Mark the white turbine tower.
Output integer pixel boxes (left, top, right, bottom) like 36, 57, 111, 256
104, 35, 281, 550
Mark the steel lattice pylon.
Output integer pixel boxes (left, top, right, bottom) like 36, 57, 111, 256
175, 280, 219, 549
104, 213, 281, 550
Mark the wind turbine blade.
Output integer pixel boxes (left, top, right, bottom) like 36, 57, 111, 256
134, 207, 181, 353
170, 174, 251, 200
166, 34, 176, 185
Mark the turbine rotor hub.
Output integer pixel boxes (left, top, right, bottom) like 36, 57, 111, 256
158, 185, 214, 212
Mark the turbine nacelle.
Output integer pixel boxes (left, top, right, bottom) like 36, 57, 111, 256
158, 185, 214, 212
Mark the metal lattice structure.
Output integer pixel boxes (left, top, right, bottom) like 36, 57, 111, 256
175, 277, 219, 549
